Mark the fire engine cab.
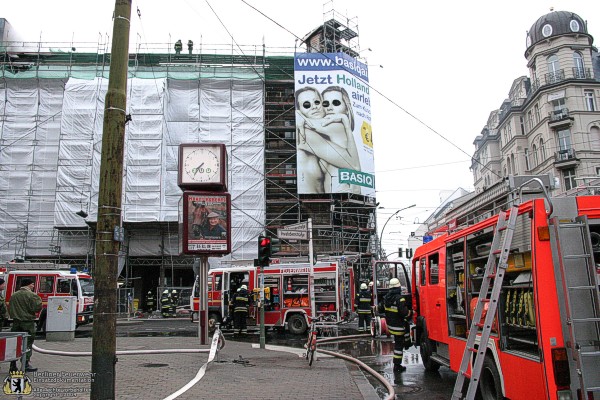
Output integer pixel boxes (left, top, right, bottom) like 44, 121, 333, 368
3, 262, 95, 330
411, 194, 600, 400
191, 261, 354, 334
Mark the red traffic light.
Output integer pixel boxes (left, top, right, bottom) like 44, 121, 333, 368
260, 237, 271, 247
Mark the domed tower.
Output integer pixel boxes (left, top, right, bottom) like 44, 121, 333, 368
521, 9, 600, 195
525, 10, 594, 90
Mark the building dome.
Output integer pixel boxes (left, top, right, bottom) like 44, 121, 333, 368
526, 10, 591, 53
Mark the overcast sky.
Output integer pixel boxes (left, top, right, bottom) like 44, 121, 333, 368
2, 0, 599, 257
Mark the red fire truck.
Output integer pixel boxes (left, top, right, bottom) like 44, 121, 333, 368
3, 262, 95, 330
411, 195, 600, 399
191, 261, 354, 334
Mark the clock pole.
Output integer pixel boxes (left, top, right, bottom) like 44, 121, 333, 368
198, 255, 209, 344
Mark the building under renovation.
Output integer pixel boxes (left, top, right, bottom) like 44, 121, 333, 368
0, 8, 377, 295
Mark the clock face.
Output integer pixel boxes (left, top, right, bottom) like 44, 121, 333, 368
179, 144, 226, 188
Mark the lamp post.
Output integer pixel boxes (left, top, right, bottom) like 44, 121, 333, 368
379, 204, 416, 259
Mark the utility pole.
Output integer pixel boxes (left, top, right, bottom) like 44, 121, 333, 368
90, 1, 131, 399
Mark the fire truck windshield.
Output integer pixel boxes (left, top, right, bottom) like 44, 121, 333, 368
79, 278, 94, 296
374, 261, 410, 295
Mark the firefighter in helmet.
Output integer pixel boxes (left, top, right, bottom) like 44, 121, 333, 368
160, 289, 172, 318
169, 290, 179, 317
174, 39, 182, 55
354, 282, 372, 332
379, 277, 413, 372
231, 284, 250, 334
145, 290, 156, 313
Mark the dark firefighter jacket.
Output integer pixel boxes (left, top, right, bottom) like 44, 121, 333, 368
232, 289, 251, 313
380, 287, 412, 336
354, 289, 372, 314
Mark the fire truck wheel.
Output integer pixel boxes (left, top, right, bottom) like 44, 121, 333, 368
419, 323, 440, 372
287, 314, 307, 335
479, 355, 502, 400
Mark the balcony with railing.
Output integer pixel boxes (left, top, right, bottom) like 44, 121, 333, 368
528, 68, 594, 97
529, 78, 540, 95
554, 148, 579, 168
572, 67, 593, 80
545, 69, 565, 85
548, 107, 572, 128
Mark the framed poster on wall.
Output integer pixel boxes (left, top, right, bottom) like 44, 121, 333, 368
181, 191, 231, 255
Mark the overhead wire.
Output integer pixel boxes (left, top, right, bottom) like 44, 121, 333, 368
239, 0, 537, 182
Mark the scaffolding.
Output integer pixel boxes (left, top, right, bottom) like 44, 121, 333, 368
266, 7, 375, 279
0, 5, 376, 285
301, 2, 360, 58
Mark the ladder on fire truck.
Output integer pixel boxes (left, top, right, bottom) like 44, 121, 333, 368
452, 205, 519, 400
550, 215, 600, 398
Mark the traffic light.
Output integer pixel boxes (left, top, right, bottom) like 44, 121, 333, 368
270, 237, 281, 254
258, 235, 271, 267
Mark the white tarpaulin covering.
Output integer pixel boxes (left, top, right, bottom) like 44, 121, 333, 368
0, 72, 265, 261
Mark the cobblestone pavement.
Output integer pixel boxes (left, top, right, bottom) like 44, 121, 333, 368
1, 334, 381, 400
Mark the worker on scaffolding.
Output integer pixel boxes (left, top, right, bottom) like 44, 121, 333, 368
174, 39, 182, 55
187, 40, 193, 55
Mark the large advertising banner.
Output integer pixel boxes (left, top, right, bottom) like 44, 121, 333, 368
181, 191, 231, 254
294, 52, 374, 195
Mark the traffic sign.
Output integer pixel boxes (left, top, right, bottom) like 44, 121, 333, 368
278, 221, 308, 240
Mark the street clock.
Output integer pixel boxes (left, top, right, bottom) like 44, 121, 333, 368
178, 143, 228, 191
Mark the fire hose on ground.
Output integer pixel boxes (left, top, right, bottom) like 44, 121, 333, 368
315, 333, 395, 400
33, 330, 394, 400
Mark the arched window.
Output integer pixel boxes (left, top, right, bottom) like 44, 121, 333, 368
511, 153, 517, 174
532, 144, 538, 167
573, 52, 585, 78
590, 126, 600, 151
547, 54, 561, 83
539, 138, 546, 159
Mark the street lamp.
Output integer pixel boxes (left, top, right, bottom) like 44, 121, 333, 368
379, 204, 416, 259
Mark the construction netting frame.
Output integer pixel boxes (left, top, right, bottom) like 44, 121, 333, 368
0, 66, 265, 262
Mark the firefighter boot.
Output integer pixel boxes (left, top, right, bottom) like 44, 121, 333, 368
25, 362, 38, 372
393, 362, 406, 373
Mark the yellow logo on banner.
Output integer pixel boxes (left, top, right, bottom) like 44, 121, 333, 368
361, 121, 373, 148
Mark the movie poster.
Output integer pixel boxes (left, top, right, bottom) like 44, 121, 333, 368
181, 192, 231, 254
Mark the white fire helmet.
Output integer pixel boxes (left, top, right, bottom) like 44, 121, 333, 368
389, 278, 401, 288
360, 283, 368, 290
368, 281, 374, 287
241, 285, 247, 290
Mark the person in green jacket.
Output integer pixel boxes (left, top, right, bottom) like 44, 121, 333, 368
0, 278, 7, 330
9, 278, 43, 372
